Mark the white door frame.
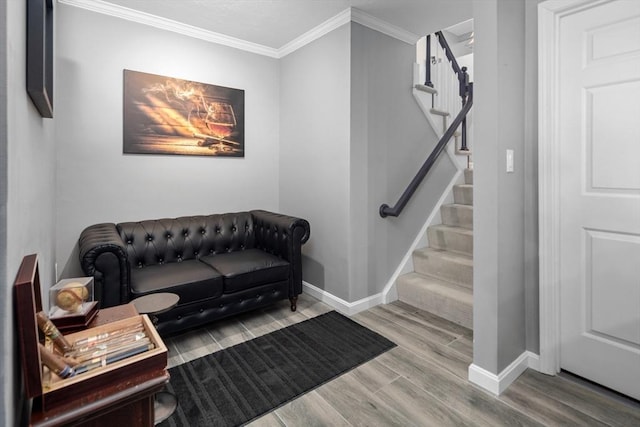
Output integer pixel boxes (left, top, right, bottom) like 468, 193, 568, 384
537, 0, 613, 376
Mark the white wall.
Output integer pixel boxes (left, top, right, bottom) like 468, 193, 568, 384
279, 24, 352, 301
55, 4, 281, 277
2, 0, 57, 424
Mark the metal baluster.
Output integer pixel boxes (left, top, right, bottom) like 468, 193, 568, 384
459, 67, 469, 152
425, 34, 433, 88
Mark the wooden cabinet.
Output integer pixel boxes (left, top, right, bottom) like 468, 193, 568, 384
14, 255, 169, 427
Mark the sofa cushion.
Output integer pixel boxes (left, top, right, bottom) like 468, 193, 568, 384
199, 249, 289, 294
130, 259, 223, 304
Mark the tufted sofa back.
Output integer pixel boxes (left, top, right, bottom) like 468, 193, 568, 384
117, 212, 255, 269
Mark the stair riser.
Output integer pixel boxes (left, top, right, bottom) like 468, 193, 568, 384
453, 185, 473, 205
397, 275, 472, 329
428, 227, 473, 256
441, 205, 473, 229
413, 253, 473, 289
464, 168, 473, 185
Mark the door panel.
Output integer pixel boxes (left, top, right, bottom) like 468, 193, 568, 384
559, 0, 640, 400
587, 15, 640, 63
587, 81, 640, 191
586, 229, 640, 346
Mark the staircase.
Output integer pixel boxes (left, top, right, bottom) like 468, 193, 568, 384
384, 28, 473, 329
396, 167, 473, 329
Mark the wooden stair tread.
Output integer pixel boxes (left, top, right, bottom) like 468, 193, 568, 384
414, 84, 438, 95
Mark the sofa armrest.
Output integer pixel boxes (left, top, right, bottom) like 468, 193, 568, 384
251, 210, 310, 296
78, 223, 130, 308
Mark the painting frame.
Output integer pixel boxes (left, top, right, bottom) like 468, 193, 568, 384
27, 0, 54, 118
123, 70, 245, 157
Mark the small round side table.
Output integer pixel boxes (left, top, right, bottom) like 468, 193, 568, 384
131, 292, 180, 425
131, 292, 180, 324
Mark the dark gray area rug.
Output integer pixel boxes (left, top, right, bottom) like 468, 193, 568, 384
159, 310, 396, 427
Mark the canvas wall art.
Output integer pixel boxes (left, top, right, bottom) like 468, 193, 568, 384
123, 70, 244, 156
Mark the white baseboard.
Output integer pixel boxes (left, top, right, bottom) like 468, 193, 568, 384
527, 351, 541, 372
468, 351, 540, 395
381, 168, 461, 304
302, 281, 383, 316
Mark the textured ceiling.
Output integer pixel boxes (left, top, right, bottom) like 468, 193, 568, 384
99, 0, 473, 49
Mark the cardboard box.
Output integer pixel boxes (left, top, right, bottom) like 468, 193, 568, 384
15, 254, 168, 412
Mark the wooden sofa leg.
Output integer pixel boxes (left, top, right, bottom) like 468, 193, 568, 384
289, 296, 298, 312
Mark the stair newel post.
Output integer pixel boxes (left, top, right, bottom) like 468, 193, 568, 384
425, 34, 434, 88
459, 67, 470, 152
459, 66, 469, 99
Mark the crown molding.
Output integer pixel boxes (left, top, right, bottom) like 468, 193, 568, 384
278, 8, 352, 58
279, 8, 420, 58
57, 0, 280, 58
57, 1, 420, 59
350, 8, 420, 46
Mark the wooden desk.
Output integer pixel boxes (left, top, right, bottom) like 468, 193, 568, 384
29, 305, 169, 427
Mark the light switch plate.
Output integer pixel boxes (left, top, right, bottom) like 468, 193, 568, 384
506, 149, 514, 173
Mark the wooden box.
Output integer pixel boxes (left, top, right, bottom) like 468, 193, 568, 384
49, 301, 99, 333
15, 254, 168, 413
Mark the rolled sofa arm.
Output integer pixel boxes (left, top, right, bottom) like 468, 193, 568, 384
78, 223, 130, 308
251, 210, 310, 296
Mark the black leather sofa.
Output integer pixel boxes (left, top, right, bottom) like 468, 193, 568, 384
78, 210, 310, 335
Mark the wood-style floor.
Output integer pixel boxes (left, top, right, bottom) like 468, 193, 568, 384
163, 295, 640, 426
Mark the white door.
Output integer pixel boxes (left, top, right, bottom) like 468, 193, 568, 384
558, 0, 640, 400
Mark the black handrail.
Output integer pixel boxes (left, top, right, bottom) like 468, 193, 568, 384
435, 31, 461, 75
436, 30, 470, 151
379, 83, 473, 218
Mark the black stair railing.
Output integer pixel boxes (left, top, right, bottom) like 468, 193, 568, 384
435, 31, 461, 75
435, 30, 471, 152
379, 83, 473, 218
380, 31, 473, 219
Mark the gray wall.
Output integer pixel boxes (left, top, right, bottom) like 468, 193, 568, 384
0, 2, 7, 424
55, 4, 281, 277
524, 0, 541, 357
0, 1, 7, 419
279, 24, 352, 300
279, 22, 455, 303
473, 0, 538, 374
349, 23, 455, 301
0, 1, 546, 419
2, 0, 57, 424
